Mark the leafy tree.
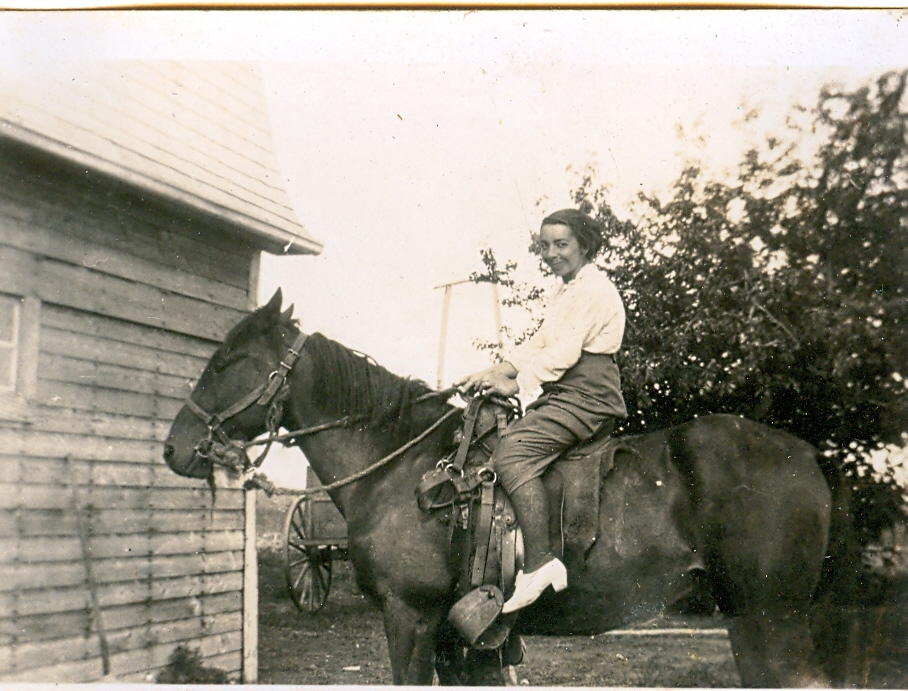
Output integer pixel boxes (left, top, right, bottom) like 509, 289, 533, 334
472, 71, 908, 544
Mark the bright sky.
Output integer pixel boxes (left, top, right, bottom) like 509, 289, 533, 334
254, 10, 908, 388
3, 10, 907, 486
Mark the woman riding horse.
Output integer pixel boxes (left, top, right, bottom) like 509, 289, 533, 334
164, 283, 838, 686
458, 208, 627, 613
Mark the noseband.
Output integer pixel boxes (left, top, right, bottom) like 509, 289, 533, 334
185, 331, 310, 472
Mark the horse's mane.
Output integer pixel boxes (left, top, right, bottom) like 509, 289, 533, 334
303, 331, 443, 440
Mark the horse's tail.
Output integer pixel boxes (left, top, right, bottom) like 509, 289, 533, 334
810, 450, 862, 685
813, 451, 860, 603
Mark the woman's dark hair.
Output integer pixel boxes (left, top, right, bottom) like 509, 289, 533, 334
541, 208, 604, 259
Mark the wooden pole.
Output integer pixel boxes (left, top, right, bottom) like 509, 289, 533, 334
435, 278, 503, 387
242, 252, 261, 684
437, 285, 452, 389
491, 283, 503, 349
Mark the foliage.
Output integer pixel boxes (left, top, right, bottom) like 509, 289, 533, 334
155, 645, 231, 684
473, 71, 908, 542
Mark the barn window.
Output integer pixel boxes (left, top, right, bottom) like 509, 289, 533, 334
0, 293, 21, 393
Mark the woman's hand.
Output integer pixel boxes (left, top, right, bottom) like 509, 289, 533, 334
457, 362, 519, 397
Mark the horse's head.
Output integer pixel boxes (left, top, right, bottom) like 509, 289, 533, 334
163, 289, 295, 479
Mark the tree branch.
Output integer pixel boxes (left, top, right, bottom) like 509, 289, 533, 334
751, 299, 801, 347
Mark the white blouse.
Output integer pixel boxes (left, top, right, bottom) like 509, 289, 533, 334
507, 263, 625, 393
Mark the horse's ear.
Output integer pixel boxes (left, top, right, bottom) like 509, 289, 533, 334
261, 289, 282, 316
280, 305, 294, 322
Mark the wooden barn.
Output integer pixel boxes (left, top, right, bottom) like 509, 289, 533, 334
0, 60, 321, 682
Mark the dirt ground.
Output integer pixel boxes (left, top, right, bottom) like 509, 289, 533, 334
257, 550, 742, 687
256, 491, 908, 687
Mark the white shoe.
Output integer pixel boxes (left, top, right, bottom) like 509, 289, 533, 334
501, 558, 568, 614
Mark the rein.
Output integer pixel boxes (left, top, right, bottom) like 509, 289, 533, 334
281, 406, 462, 498
184, 328, 463, 493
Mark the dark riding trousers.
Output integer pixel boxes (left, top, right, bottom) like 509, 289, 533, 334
493, 352, 626, 493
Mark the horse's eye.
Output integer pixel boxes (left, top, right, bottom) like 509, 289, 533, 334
213, 353, 250, 375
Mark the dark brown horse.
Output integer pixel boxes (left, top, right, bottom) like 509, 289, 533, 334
164, 290, 842, 687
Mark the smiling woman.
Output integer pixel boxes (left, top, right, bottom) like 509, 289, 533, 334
457, 208, 626, 613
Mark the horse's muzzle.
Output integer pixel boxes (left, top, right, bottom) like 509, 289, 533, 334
163, 442, 212, 479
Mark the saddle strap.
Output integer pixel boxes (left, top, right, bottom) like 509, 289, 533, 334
470, 481, 496, 588
453, 396, 484, 472
415, 466, 488, 513
500, 511, 517, 598
415, 468, 456, 512
496, 410, 509, 437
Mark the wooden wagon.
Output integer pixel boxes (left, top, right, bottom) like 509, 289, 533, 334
282, 468, 348, 612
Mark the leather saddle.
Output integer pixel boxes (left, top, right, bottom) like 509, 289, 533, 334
416, 395, 633, 650
543, 424, 623, 567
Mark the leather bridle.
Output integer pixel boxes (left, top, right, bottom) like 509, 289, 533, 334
184, 331, 310, 472
180, 326, 481, 498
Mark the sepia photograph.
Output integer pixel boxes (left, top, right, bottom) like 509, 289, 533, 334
0, 9, 906, 687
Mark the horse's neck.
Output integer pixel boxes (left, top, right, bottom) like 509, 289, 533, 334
295, 425, 447, 515
275, 326, 459, 509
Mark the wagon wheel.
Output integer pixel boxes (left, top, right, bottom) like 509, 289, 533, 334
283, 495, 333, 612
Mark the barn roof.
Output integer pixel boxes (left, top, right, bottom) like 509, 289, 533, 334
0, 60, 322, 256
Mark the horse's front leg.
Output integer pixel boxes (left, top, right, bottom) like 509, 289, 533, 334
380, 593, 445, 685
434, 623, 507, 686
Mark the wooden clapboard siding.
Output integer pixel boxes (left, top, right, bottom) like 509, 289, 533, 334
0, 657, 104, 685
87, 531, 245, 561
0, 181, 253, 298
0, 563, 87, 596
0, 511, 15, 535
115, 654, 242, 684
0, 244, 39, 296
1, 550, 242, 592
12, 407, 174, 441
0, 142, 258, 290
0, 651, 104, 683
103, 590, 242, 630
35, 381, 183, 420
0, 612, 243, 666
0, 430, 165, 464
1, 609, 91, 645
0, 509, 243, 541
0, 453, 226, 490
40, 325, 207, 380
7, 591, 243, 643
13, 587, 91, 617
34, 304, 215, 418
1, 553, 232, 591
2, 562, 245, 647
0, 612, 243, 679
4, 572, 242, 620
35, 258, 244, 342
0, 483, 244, 513
42, 304, 214, 362
40, 352, 190, 401
114, 634, 241, 679
0, 83, 281, 681
1, 211, 250, 312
